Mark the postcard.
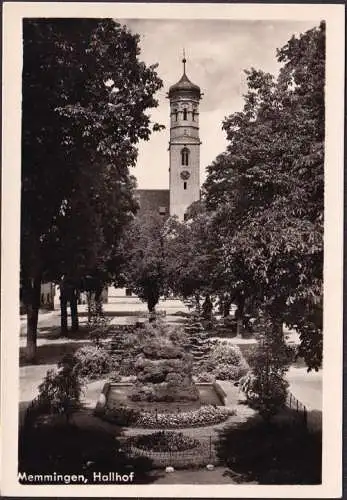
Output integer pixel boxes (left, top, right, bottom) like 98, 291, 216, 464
1, 2, 344, 497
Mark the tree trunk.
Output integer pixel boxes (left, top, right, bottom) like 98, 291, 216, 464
70, 291, 79, 332
87, 291, 93, 323
147, 288, 159, 313
60, 293, 68, 335
235, 293, 245, 338
267, 297, 285, 342
26, 275, 41, 362
236, 318, 243, 338
202, 294, 213, 320
223, 298, 232, 317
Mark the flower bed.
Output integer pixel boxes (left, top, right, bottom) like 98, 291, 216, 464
135, 405, 233, 429
132, 431, 199, 452
99, 403, 233, 429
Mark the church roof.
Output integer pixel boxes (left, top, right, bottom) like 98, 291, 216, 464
168, 56, 201, 99
135, 189, 170, 217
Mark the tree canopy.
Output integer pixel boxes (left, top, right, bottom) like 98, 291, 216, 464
21, 18, 163, 358
201, 22, 324, 369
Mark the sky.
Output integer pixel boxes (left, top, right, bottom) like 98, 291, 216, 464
121, 19, 318, 189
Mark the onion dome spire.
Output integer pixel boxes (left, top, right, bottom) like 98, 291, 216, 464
168, 50, 201, 99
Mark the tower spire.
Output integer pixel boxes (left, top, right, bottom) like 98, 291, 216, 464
182, 48, 186, 74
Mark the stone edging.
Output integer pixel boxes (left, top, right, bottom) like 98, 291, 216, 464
126, 441, 216, 468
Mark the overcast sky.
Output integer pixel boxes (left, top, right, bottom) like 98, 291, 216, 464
121, 19, 317, 189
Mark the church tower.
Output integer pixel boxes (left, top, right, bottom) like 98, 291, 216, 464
168, 54, 202, 220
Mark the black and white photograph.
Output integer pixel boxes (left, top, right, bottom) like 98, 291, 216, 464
1, 2, 344, 497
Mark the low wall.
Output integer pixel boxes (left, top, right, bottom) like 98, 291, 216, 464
126, 439, 216, 468
212, 381, 227, 405
97, 381, 226, 414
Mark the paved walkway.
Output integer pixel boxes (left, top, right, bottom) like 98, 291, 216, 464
150, 467, 244, 484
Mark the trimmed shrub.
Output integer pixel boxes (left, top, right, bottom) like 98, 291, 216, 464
213, 363, 248, 381
75, 345, 117, 380
202, 342, 249, 381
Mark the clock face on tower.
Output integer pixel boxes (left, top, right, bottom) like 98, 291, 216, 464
180, 170, 190, 180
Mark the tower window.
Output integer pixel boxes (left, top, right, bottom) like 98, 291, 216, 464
173, 109, 178, 121
181, 147, 189, 166
192, 110, 196, 121
184, 182, 187, 190
183, 108, 187, 120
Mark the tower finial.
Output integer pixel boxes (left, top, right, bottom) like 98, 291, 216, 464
182, 48, 186, 74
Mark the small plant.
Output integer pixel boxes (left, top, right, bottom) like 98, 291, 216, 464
35, 354, 83, 423
75, 345, 117, 380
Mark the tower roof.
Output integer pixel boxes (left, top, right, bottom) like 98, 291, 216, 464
168, 54, 201, 99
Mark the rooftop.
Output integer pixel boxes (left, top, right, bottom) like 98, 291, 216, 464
168, 56, 201, 99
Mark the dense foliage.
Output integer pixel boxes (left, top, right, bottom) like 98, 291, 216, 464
168, 22, 325, 371
201, 341, 249, 382
21, 18, 163, 359
74, 345, 117, 380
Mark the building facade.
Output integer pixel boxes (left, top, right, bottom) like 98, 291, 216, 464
136, 56, 202, 220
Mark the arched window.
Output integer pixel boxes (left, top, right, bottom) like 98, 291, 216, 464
181, 147, 189, 166
192, 110, 196, 121
173, 108, 178, 121
183, 108, 188, 120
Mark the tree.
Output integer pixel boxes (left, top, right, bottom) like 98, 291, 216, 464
240, 314, 292, 420
21, 19, 163, 360
34, 354, 83, 424
202, 22, 325, 369
120, 213, 170, 312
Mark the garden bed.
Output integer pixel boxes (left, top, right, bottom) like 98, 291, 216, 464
96, 383, 233, 428
125, 433, 216, 468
